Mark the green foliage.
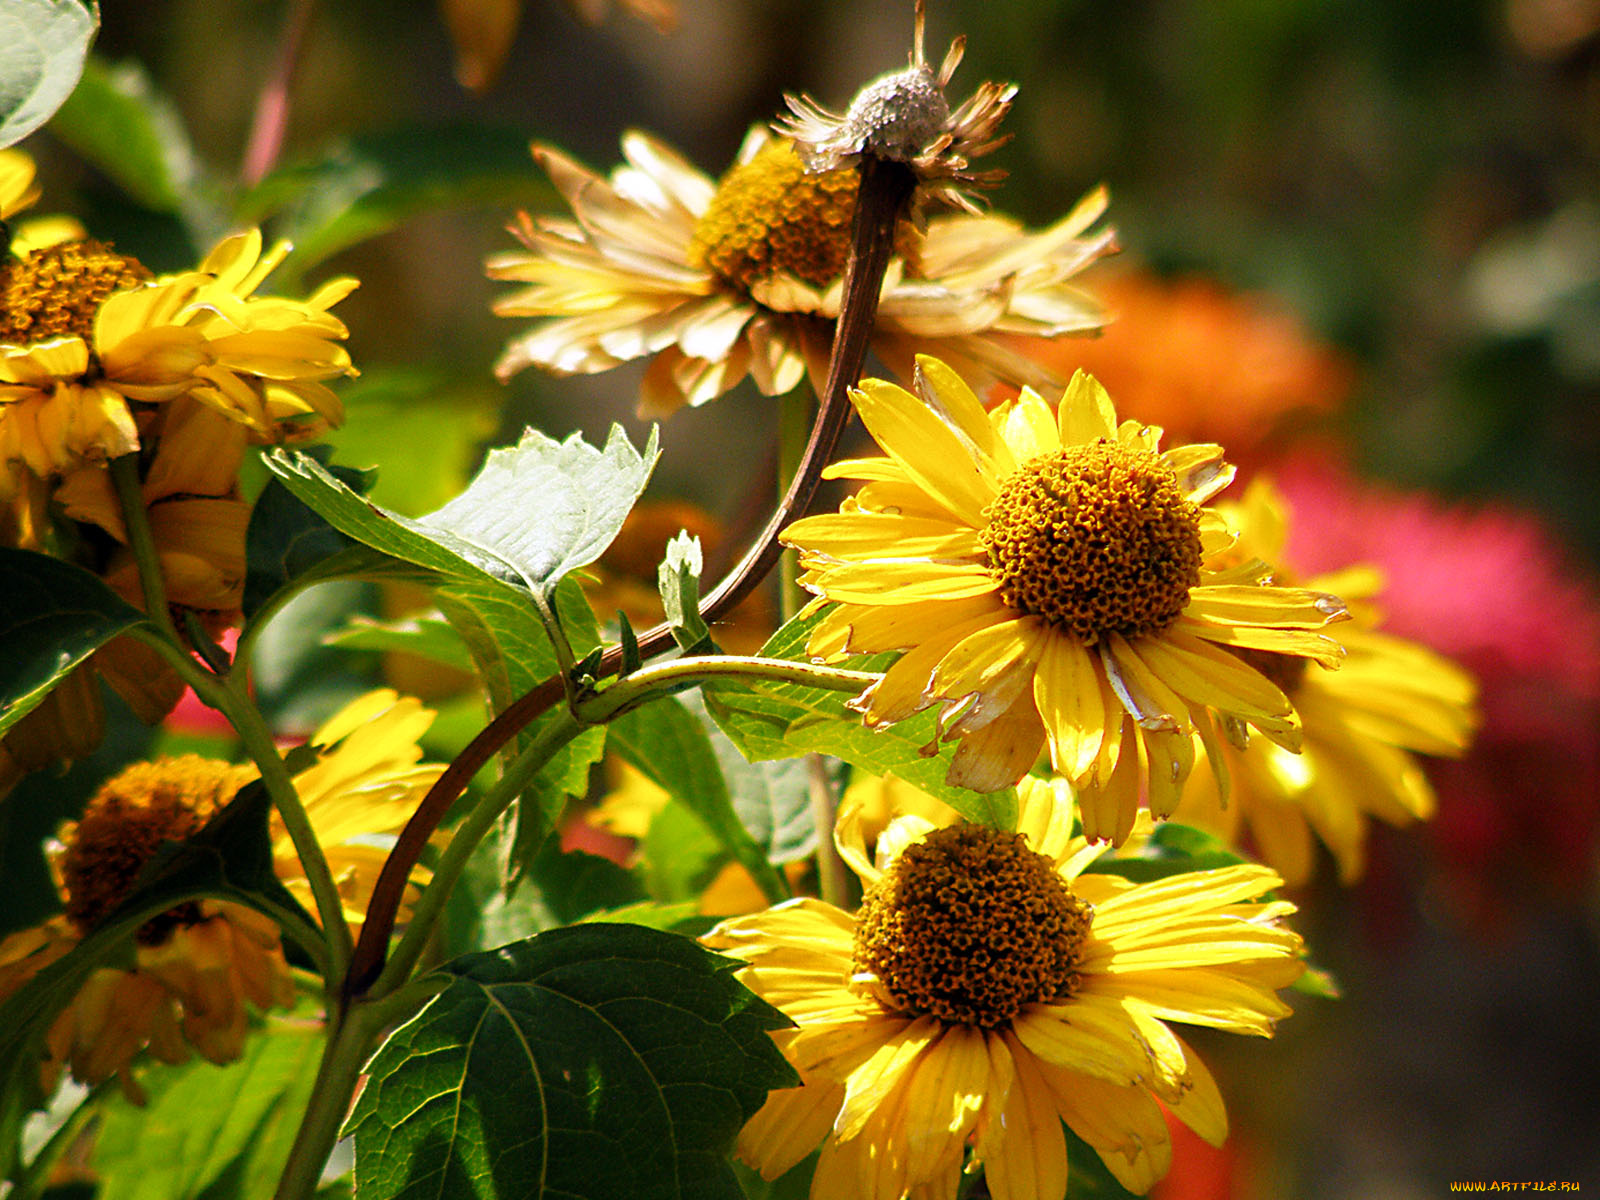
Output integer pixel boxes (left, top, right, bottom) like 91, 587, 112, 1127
705, 611, 1017, 830
321, 613, 474, 672
0, 0, 96, 149
48, 54, 221, 242
238, 125, 555, 282
423, 424, 660, 604
606, 695, 788, 902
91, 1008, 324, 1200
345, 925, 797, 1200
0, 549, 148, 738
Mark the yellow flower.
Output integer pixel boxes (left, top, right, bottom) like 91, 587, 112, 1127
782, 357, 1350, 844
0, 690, 443, 1101
0, 153, 356, 495
1170, 480, 1479, 883
0, 148, 43, 220
704, 776, 1304, 1198
488, 128, 1113, 417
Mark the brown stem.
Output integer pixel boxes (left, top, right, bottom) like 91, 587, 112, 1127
342, 155, 917, 1002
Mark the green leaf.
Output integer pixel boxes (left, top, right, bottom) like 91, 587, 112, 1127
1083, 821, 1249, 883
48, 55, 221, 239
346, 924, 797, 1200
0, 549, 148, 739
322, 366, 500, 516
238, 125, 555, 281
704, 611, 1016, 830
606, 696, 787, 901
322, 613, 474, 673
91, 1007, 324, 1200
658, 532, 711, 651
446, 827, 644, 954
242, 449, 388, 621
637, 797, 725, 905
0, 0, 96, 149
424, 424, 660, 601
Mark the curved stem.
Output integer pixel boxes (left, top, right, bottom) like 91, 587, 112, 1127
367, 707, 586, 1001
342, 153, 917, 1003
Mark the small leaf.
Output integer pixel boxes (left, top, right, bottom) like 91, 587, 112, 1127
0, 548, 148, 739
607, 696, 787, 901
242, 449, 387, 620
345, 925, 797, 1200
619, 610, 641, 676
322, 613, 474, 673
423, 424, 660, 601
239, 125, 556, 281
658, 532, 711, 651
704, 611, 1016, 829
0, 0, 97, 149
91, 1006, 324, 1200
1083, 821, 1248, 883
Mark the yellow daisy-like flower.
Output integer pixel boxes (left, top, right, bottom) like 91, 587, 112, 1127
0, 690, 443, 1101
0, 151, 356, 496
1171, 479, 1479, 884
705, 775, 1304, 1199
0, 148, 43, 220
488, 127, 1113, 417
782, 356, 1350, 844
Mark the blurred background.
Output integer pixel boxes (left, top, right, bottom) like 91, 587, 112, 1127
21, 0, 1600, 1195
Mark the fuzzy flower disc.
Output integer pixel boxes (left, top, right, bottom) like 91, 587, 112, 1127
982, 442, 1203, 643
852, 822, 1091, 1027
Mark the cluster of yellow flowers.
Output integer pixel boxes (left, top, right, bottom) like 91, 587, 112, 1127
0, 14, 1482, 1196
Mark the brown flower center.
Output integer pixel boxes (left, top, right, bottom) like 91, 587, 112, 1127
688, 141, 918, 292
851, 823, 1093, 1027
0, 239, 151, 346
59, 755, 250, 944
981, 442, 1204, 644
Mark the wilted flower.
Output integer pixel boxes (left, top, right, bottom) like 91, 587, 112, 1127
489, 127, 1112, 416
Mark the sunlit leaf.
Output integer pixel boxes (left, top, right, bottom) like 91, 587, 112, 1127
91, 1006, 324, 1200
0, 0, 97, 149
346, 924, 796, 1200
424, 424, 659, 602
704, 612, 1016, 830
0, 548, 148, 739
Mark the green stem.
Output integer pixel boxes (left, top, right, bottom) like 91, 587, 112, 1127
807, 754, 851, 908
125, 629, 354, 987
574, 655, 879, 726
109, 454, 177, 645
777, 387, 811, 625
113, 452, 354, 985
367, 708, 587, 1001
270, 997, 382, 1200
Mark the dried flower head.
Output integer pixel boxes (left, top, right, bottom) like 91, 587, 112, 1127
776, 0, 1016, 216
